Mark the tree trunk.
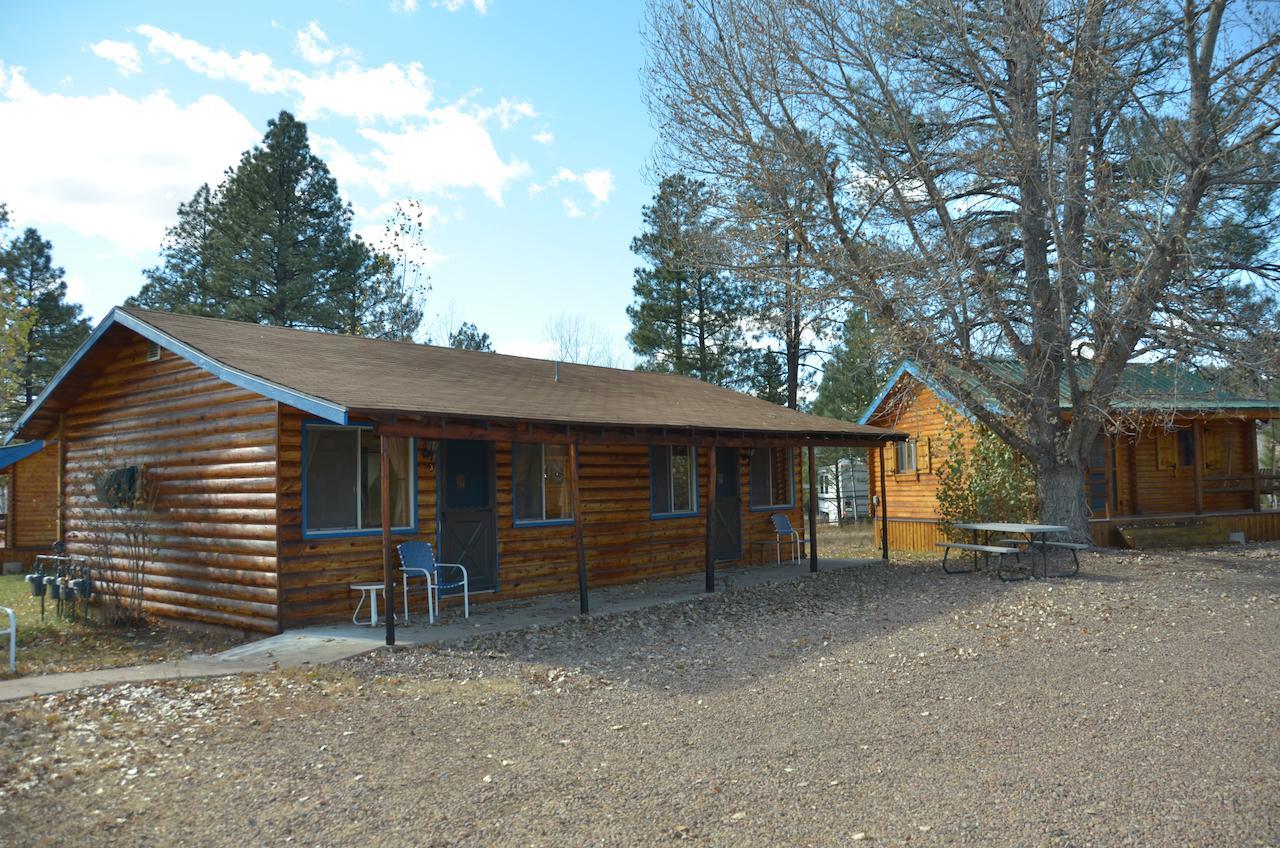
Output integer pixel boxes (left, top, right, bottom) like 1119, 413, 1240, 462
1035, 461, 1090, 541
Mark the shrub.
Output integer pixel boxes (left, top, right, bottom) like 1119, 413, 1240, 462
935, 407, 1038, 540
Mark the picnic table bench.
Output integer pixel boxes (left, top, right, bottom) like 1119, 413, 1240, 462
948, 523, 1081, 581
936, 541, 1021, 576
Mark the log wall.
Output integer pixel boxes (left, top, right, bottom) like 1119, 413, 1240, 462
61, 339, 280, 632
3, 445, 60, 565
277, 414, 805, 628
867, 376, 1266, 551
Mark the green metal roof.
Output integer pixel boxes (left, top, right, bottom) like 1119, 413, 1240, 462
865, 359, 1279, 420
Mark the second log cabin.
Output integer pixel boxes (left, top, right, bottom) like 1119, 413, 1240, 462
6, 307, 904, 634
860, 360, 1280, 550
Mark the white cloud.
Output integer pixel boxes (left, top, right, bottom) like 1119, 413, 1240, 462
531, 130, 554, 145
531, 166, 615, 206
135, 25, 292, 93
391, 0, 420, 12
482, 97, 536, 129
90, 39, 142, 76
497, 339, 556, 359
561, 198, 583, 219
294, 21, 356, 66
0, 62, 259, 253
580, 168, 614, 204
136, 24, 434, 123
340, 108, 530, 204
296, 62, 433, 123
432, 0, 490, 12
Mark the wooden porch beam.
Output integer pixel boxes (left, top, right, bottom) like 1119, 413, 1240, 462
365, 417, 901, 450
807, 446, 818, 573
1246, 418, 1262, 512
1192, 420, 1205, 515
568, 439, 588, 615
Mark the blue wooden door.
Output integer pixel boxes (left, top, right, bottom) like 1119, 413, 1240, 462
440, 440, 497, 591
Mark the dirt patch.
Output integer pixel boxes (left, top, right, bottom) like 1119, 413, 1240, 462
3, 546, 1278, 847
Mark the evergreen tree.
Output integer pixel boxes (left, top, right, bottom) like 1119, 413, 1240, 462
0, 205, 35, 431
131, 111, 425, 339
329, 246, 426, 341
627, 175, 747, 386
448, 322, 493, 351
130, 183, 221, 315
211, 111, 354, 329
1, 227, 90, 423
811, 309, 890, 422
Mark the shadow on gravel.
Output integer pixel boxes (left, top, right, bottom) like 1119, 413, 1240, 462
440, 558, 1045, 698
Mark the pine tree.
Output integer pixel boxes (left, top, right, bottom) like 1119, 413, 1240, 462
1, 227, 91, 423
627, 175, 747, 385
0, 206, 35, 431
448, 322, 493, 351
130, 183, 221, 315
211, 111, 354, 329
329, 244, 425, 341
132, 111, 424, 340
811, 309, 890, 422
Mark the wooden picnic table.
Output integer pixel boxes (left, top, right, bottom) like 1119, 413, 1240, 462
952, 522, 1071, 579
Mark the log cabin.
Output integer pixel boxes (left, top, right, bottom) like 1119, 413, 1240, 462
0, 440, 59, 569
4, 307, 903, 635
860, 360, 1280, 550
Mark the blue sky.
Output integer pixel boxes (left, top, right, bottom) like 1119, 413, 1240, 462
0, 0, 653, 359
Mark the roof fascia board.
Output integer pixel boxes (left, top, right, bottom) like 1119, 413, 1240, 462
858, 360, 974, 425
0, 439, 46, 470
6, 308, 348, 443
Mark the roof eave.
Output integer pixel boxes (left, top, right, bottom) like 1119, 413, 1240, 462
5, 308, 350, 444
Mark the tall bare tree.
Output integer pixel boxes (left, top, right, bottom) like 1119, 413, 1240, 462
645, 0, 1280, 535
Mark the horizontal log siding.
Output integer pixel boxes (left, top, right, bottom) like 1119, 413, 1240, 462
1115, 422, 1254, 515
276, 407, 438, 628
867, 383, 962, 521
62, 340, 279, 632
12, 445, 59, 549
278, 425, 804, 627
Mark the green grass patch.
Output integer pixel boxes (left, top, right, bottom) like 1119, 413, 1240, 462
0, 574, 249, 679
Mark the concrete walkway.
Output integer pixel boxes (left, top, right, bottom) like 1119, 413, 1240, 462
0, 557, 878, 702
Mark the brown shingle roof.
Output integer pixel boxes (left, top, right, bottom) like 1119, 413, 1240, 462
110, 308, 898, 443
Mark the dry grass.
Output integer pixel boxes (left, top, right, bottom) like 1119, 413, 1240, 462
0, 575, 248, 679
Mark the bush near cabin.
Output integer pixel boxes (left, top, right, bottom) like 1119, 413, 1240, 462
936, 407, 1038, 540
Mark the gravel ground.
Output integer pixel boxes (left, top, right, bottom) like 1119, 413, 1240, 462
2, 545, 1277, 847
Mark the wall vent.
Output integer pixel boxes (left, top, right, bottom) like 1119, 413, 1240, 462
146, 340, 162, 362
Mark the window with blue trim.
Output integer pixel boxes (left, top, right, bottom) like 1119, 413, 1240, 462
513, 443, 572, 524
304, 425, 413, 534
650, 445, 697, 516
750, 447, 793, 508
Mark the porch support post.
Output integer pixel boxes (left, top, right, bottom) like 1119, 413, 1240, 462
1128, 434, 1141, 514
1246, 418, 1261, 512
1192, 420, 1205, 515
1103, 432, 1115, 519
807, 446, 818, 573
878, 445, 889, 561
380, 431, 396, 647
705, 443, 717, 593
569, 439, 588, 614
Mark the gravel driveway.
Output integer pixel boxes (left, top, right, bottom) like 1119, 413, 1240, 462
3, 545, 1277, 847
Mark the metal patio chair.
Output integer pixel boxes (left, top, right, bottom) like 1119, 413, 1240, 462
770, 513, 809, 564
397, 541, 470, 624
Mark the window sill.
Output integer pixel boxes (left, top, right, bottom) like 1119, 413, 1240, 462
750, 503, 794, 513
303, 526, 417, 540
651, 511, 700, 520
513, 518, 576, 528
